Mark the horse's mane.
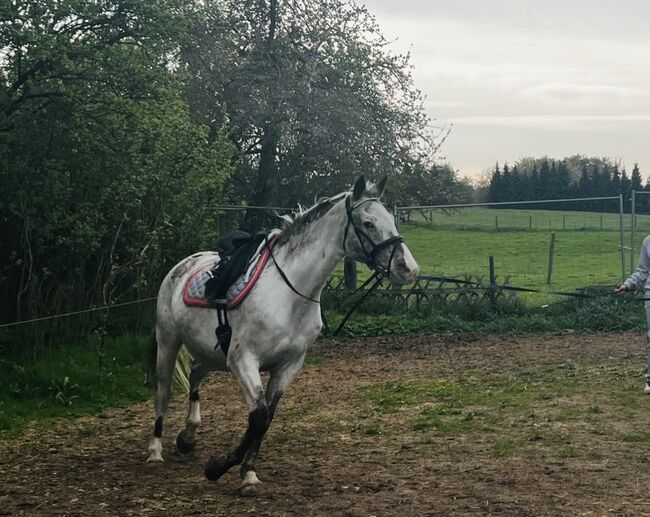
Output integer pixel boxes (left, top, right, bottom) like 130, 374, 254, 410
277, 192, 348, 244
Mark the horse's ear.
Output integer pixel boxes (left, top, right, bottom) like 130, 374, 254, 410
375, 175, 387, 198
352, 176, 366, 201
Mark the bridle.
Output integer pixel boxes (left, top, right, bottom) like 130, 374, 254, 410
342, 194, 404, 276
266, 193, 405, 316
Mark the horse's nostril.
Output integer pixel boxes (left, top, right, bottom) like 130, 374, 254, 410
397, 260, 411, 273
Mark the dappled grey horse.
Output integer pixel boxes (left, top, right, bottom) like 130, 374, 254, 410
147, 176, 419, 493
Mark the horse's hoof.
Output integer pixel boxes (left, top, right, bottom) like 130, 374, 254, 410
176, 430, 197, 454
239, 471, 262, 496
204, 457, 229, 481
239, 483, 261, 497
147, 439, 164, 462
146, 453, 164, 463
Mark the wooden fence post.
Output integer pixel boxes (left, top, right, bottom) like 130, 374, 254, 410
344, 258, 357, 289
547, 232, 556, 285
489, 256, 497, 308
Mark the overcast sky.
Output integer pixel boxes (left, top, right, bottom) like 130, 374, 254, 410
363, 0, 650, 183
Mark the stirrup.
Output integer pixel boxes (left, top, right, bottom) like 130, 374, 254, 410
214, 303, 231, 355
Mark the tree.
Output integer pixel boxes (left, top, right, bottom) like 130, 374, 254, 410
612, 165, 621, 193
0, 1, 235, 329
632, 163, 643, 191
578, 164, 591, 196
395, 161, 472, 209
488, 162, 502, 202
182, 0, 448, 227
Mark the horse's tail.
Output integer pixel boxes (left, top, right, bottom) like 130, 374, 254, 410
146, 329, 192, 393
146, 331, 158, 387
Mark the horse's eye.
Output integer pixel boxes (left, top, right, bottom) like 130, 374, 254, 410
363, 221, 375, 229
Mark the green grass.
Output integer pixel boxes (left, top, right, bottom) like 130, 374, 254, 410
357, 360, 648, 459
0, 334, 153, 437
323, 295, 647, 337
325, 206, 650, 336
400, 207, 633, 291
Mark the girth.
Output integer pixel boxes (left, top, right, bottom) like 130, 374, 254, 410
205, 230, 267, 355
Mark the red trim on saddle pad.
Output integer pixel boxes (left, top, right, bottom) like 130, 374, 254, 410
182, 236, 279, 310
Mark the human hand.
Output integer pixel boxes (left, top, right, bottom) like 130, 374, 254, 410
614, 284, 628, 293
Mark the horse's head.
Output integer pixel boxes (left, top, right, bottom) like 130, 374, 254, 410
343, 176, 419, 285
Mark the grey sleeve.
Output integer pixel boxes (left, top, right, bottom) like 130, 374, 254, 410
625, 237, 650, 289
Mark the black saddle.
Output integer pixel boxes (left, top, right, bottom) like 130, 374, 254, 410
204, 230, 267, 354
204, 230, 266, 303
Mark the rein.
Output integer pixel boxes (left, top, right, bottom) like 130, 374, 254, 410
332, 194, 405, 335
404, 275, 650, 302
331, 271, 384, 336
265, 235, 321, 304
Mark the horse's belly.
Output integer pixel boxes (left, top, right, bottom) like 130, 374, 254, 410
255, 318, 321, 370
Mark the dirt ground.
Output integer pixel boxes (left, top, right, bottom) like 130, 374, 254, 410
2, 332, 650, 516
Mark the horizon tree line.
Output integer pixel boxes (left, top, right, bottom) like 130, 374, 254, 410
487, 156, 645, 210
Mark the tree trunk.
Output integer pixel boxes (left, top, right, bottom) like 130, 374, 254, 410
245, 124, 279, 231
244, 0, 280, 232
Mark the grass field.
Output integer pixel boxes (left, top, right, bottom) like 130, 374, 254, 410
398, 207, 644, 291
0, 334, 153, 436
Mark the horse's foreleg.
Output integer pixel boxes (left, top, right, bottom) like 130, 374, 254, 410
204, 357, 268, 483
238, 356, 306, 493
147, 328, 181, 463
176, 362, 209, 454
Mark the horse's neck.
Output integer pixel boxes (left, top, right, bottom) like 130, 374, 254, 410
275, 201, 346, 300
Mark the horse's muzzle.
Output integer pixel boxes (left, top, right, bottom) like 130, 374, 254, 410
391, 258, 419, 285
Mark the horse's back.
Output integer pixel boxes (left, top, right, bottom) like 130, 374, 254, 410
159, 250, 218, 304
156, 251, 227, 366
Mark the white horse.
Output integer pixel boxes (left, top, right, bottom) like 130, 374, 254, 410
147, 176, 419, 493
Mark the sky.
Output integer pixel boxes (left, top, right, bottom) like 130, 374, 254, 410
363, 0, 650, 183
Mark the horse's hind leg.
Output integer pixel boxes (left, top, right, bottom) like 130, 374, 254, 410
176, 362, 209, 454
147, 326, 182, 463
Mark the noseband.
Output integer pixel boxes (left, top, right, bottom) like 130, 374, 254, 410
342, 195, 404, 276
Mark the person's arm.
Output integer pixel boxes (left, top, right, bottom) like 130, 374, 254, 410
617, 237, 650, 292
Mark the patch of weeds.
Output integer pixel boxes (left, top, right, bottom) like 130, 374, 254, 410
359, 380, 463, 414
554, 406, 583, 421
0, 333, 153, 437
559, 445, 581, 458
49, 376, 79, 406
363, 424, 382, 436
587, 450, 604, 461
270, 431, 300, 445
590, 425, 608, 436
587, 405, 603, 414
359, 364, 585, 440
412, 406, 477, 435
304, 355, 328, 368
491, 438, 523, 458
621, 431, 650, 443
74, 421, 100, 437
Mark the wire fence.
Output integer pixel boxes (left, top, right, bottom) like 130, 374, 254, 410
394, 196, 627, 295
0, 298, 158, 363
631, 190, 650, 273
208, 204, 293, 235
1, 195, 641, 360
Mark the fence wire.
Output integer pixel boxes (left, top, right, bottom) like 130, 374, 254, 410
395, 196, 626, 295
